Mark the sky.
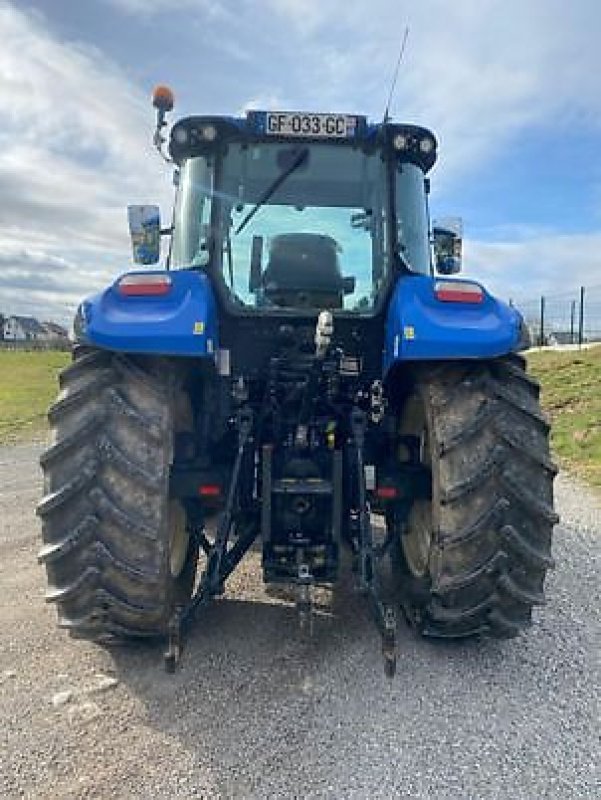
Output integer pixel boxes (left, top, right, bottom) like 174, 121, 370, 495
0, 0, 599, 324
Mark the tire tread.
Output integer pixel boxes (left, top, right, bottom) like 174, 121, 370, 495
402, 355, 556, 639
38, 348, 194, 639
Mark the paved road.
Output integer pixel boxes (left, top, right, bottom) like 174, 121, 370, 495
0, 443, 599, 799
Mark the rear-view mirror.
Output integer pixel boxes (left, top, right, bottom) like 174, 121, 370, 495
433, 217, 462, 275
127, 205, 161, 265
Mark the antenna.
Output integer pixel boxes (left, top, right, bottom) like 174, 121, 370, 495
383, 25, 409, 123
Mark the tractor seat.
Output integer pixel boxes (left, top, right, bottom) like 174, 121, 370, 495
262, 233, 345, 309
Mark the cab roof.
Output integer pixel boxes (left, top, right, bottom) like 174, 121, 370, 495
168, 111, 437, 172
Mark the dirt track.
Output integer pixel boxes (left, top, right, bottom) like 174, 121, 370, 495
0, 443, 599, 799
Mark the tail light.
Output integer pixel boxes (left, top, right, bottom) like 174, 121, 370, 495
376, 486, 398, 500
118, 274, 172, 296
435, 280, 484, 304
198, 484, 221, 498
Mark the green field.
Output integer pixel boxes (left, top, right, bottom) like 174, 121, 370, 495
527, 345, 601, 490
0, 348, 599, 491
0, 350, 70, 444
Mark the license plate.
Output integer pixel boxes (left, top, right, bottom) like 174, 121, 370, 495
265, 112, 357, 138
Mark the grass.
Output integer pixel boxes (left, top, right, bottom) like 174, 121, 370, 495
0, 346, 599, 491
527, 345, 601, 490
0, 350, 70, 445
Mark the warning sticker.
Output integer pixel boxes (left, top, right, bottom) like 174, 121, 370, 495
193, 321, 205, 335
403, 325, 415, 340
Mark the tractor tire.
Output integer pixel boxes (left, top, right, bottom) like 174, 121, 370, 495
395, 353, 558, 639
37, 347, 197, 640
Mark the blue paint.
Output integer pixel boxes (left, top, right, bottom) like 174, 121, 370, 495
384, 275, 521, 370
79, 270, 219, 357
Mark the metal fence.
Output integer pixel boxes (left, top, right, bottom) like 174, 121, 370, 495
0, 340, 71, 352
510, 285, 601, 346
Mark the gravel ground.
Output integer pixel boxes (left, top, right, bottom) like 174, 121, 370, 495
0, 442, 599, 800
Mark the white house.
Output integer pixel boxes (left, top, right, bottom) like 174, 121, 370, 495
2, 315, 46, 341
40, 321, 69, 341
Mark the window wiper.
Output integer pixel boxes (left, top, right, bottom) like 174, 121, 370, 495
235, 147, 309, 236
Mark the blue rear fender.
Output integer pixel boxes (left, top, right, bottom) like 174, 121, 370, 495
77, 270, 219, 357
384, 275, 523, 370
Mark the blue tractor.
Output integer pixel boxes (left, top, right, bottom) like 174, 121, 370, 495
37, 87, 557, 674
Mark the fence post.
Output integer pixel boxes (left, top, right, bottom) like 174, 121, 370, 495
570, 300, 576, 344
578, 286, 585, 346
539, 296, 545, 346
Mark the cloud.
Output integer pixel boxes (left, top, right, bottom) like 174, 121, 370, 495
0, 247, 71, 275
264, 0, 328, 36
102, 0, 198, 13
238, 93, 286, 116
101, 0, 229, 21
464, 230, 601, 301
105, 0, 601, 169
0, 2, 173, 323
0, 241, 120, 323
260, 0, 601, 187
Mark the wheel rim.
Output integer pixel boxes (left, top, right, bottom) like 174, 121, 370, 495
168, 500, 190, 578
403, 495, 432, 577
167, 390, 195, 580
399, 395, 433, 578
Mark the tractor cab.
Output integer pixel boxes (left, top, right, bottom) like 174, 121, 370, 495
162, 109, 437, 316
